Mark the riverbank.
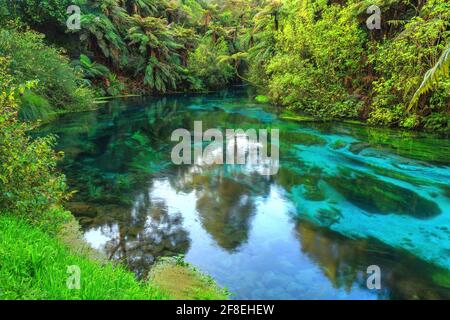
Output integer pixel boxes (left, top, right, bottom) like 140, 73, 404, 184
276, 107, 449, 137
0, 52, 227, 301
0, 215, 228, 300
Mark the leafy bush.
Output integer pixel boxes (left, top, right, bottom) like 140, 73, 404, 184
423, 112, 450, 134
188, 37, 234, 90
265, 2, 366, 119
368, 0, 449, 130
244, 0, 448, 131
71, 54, 128, 97
0, 28, 94, 115
0, 57, 70, 233
18, 90, 56, 122
0, 0, 73, 27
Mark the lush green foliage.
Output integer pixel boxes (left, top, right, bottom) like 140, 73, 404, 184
266, 1, 366, 119
0, 0, 252, 95
0, 1, 448, 225
0, 28, 94, 118
367, 0, 449, 131
1, 0, 448, 131
0, 215, 168, 299
245, 0, 449, 132
188, 37, 234, 90
0, 57, 71, 233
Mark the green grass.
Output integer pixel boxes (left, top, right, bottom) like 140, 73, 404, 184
0, 215, 168, 300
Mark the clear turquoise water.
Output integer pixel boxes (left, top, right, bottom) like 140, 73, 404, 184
36, 87, 450, 299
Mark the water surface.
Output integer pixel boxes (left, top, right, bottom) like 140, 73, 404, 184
36, 88, 450, 299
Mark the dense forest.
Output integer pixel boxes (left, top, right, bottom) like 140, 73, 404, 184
1, 0, 449, 131
0, 0, 449, 300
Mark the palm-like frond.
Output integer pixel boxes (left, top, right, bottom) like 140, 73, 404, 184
133, 0, 159, 16
144, 56, 180, 92
75, 54, 110, 79
80, 13, 128, 63
408, 44, 450, 112
218, 52, 248, 65
253, 0, 282, 32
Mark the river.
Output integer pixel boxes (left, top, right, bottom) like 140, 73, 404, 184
36, 87, 450, 299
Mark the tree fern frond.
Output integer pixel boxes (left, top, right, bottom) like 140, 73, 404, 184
408, 44, 450, 112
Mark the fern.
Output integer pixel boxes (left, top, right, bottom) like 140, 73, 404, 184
408, 44, 450, 112
71, 54, 110, 79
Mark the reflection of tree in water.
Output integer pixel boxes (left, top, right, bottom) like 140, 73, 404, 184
195, 175, 254, 252
295, 221, 450, 299
167, 165, 271, 252
47, 90, 275, 275
81, 187, 190, 279
40, 95, 190, 208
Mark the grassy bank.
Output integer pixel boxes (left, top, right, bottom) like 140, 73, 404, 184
0, 50, 227, 301
0, 215, 166, 299
150, 257, 230, 300
0, 215, 228, 300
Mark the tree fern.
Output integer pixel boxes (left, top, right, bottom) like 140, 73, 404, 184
71, 54, 110, 79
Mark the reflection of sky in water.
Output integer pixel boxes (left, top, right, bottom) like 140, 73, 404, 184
35, 88, 450, 299
84, 226, 117, 250
84, 178, 378, 299
194, 132, 279, 176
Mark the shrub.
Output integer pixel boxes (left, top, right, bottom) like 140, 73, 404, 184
188, 37, 234, 90
0, 0, 72, 28
18, 90, 56, 122
0, 28, 94, 115
0, 57, 70, 234
266, 2, 366, 119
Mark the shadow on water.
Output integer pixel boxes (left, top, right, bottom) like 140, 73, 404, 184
295, 221, 450, 299
35, 87, 450, 299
